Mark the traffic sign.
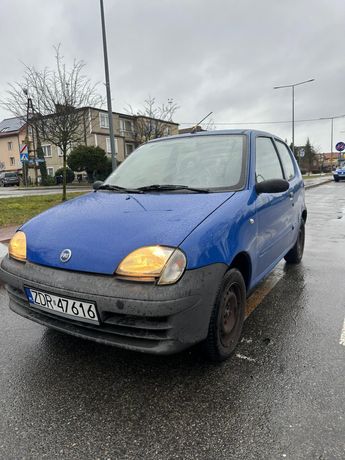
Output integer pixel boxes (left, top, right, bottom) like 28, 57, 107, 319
20, 144, 28, 154
20, 153, 29, 162
335, 142, 345, 152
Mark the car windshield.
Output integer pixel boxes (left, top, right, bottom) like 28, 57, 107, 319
5, 173, 17, 178
104, 135, 246, 191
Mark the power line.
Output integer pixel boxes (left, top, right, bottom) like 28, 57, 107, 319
179, 116, 345, 126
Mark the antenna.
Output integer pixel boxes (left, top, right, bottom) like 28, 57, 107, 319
191, 112, 213, 133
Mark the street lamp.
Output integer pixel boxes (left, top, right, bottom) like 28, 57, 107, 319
274, 78, 315, 162
99, 0, 117, 171
319, 115, 345, 171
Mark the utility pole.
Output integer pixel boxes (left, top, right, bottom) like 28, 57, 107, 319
274, 79, 315, 163
100, 0, 117, 170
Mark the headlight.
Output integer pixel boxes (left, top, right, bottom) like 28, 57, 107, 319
8, 231, 27, 262
116, 246, 186, 285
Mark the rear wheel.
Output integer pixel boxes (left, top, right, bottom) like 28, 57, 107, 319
284, 220, 305, 264
204, 268, 246, 362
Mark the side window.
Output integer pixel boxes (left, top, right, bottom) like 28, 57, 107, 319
256, 137, 284, 183
275, 140, 295, 181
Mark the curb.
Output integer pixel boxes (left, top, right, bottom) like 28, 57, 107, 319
305, 179, 333, 190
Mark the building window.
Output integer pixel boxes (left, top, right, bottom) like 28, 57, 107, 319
125, 143, 135, 157
42, 145, 52, 157
8, 141, 13, 151
106, 137, 118, 154
10, 157, 15, 166
163, 126, 171, 136
100, 112, 109, 129
47, 167, 54, 177
120, 119, 134, 135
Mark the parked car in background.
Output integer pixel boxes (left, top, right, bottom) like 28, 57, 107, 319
0, 130, 306, 361
332, 163, 345, 182
0, 172, 20, 187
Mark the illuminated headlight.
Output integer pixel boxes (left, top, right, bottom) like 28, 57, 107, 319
116, 246, 186, 285
8, 231, 27, 262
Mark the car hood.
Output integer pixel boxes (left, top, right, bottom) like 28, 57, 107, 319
22, 191, 234, 274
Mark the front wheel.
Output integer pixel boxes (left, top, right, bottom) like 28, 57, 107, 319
204, 268, 246, 362
334, 176, 339, 182
284, 220, 305, 264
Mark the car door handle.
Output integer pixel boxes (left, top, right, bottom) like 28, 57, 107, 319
289, 191, 294, 199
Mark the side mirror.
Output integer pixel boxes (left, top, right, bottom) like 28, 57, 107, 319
255, 179, 289, 194
93, 180, 104, 191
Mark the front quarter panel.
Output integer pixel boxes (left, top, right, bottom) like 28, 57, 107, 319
180, 190, 256, 271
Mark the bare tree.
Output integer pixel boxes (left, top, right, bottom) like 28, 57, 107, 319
126, 96, 179, 145
1, 45, 102, 200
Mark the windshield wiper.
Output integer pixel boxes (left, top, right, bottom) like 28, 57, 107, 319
137, 184, 210, 193
97, 184, 144, 194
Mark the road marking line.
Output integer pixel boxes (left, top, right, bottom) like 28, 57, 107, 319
236, 353, 256, 362
340, 318, 345, 346
245, 262, 285, 318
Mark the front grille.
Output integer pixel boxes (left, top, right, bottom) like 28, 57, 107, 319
102, 312, 172, 341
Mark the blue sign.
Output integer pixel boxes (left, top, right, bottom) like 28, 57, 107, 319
335, 142, 345, 152
20, 153, 29, 162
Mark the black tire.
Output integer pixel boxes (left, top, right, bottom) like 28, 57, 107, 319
334, 176, 339, 182
284, 220, 305, 264
204, 268, 246, 362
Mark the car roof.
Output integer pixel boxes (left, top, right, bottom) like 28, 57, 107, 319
147, 129, 286, 144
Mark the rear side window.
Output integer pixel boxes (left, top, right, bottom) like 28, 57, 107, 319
275, 140, 295, 180
255, 137, 284, 182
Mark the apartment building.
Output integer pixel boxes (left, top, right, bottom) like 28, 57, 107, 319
0, 117, 26, 174
0, 109, 179, 180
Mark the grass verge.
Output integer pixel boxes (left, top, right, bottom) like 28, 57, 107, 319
0, 192, 87, 227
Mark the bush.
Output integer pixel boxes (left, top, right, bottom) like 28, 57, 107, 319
44, 176, 56, 186
55, 167, 75, 184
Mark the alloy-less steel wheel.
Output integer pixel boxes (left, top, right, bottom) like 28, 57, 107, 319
204, 268, 246, 362
284, 220, 305, 264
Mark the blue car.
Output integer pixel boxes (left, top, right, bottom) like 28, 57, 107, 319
0, 130, 306, 361
333, 163, 345, 182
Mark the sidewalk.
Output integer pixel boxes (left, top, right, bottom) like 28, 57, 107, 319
304, 175, 333, 189
0, 225, 19, 244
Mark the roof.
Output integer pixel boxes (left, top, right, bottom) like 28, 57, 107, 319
0, 117, 26, 135
83, 106, 179, 126
148, 128, 285, 144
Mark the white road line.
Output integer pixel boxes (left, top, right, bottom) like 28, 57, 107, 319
340, 318, 345, 346
236, 353, 256, 362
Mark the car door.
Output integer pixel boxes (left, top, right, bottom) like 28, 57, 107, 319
254, 136, 293, 278
274, 138, 300, 241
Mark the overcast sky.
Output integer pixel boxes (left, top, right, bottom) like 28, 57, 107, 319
1, 0, 344, 151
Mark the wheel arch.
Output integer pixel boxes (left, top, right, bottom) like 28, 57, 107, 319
229, 251, 252, 291
302, 209, 307, 223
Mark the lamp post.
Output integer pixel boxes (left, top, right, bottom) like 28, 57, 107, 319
274, 79, 315, 163
99, 0, 117, 171
319, 115, 345, 171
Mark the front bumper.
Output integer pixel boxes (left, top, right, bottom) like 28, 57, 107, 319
0, 256, 226, 355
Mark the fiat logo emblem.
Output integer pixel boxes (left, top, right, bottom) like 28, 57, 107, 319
60, 249, 72, 263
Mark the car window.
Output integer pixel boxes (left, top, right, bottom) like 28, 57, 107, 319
275, 140, 295, 180
105, 135, 247, 191
5, 173, 17, 178
255, 137, 284, 183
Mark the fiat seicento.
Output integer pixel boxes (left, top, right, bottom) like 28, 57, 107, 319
0, 130, 306, 361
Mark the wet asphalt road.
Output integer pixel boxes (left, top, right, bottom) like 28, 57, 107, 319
0, 182, 344, 460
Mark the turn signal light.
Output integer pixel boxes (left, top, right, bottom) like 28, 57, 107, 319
8, 231, 27, 262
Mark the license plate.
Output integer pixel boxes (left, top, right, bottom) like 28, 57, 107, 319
24, 287, 99, 324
